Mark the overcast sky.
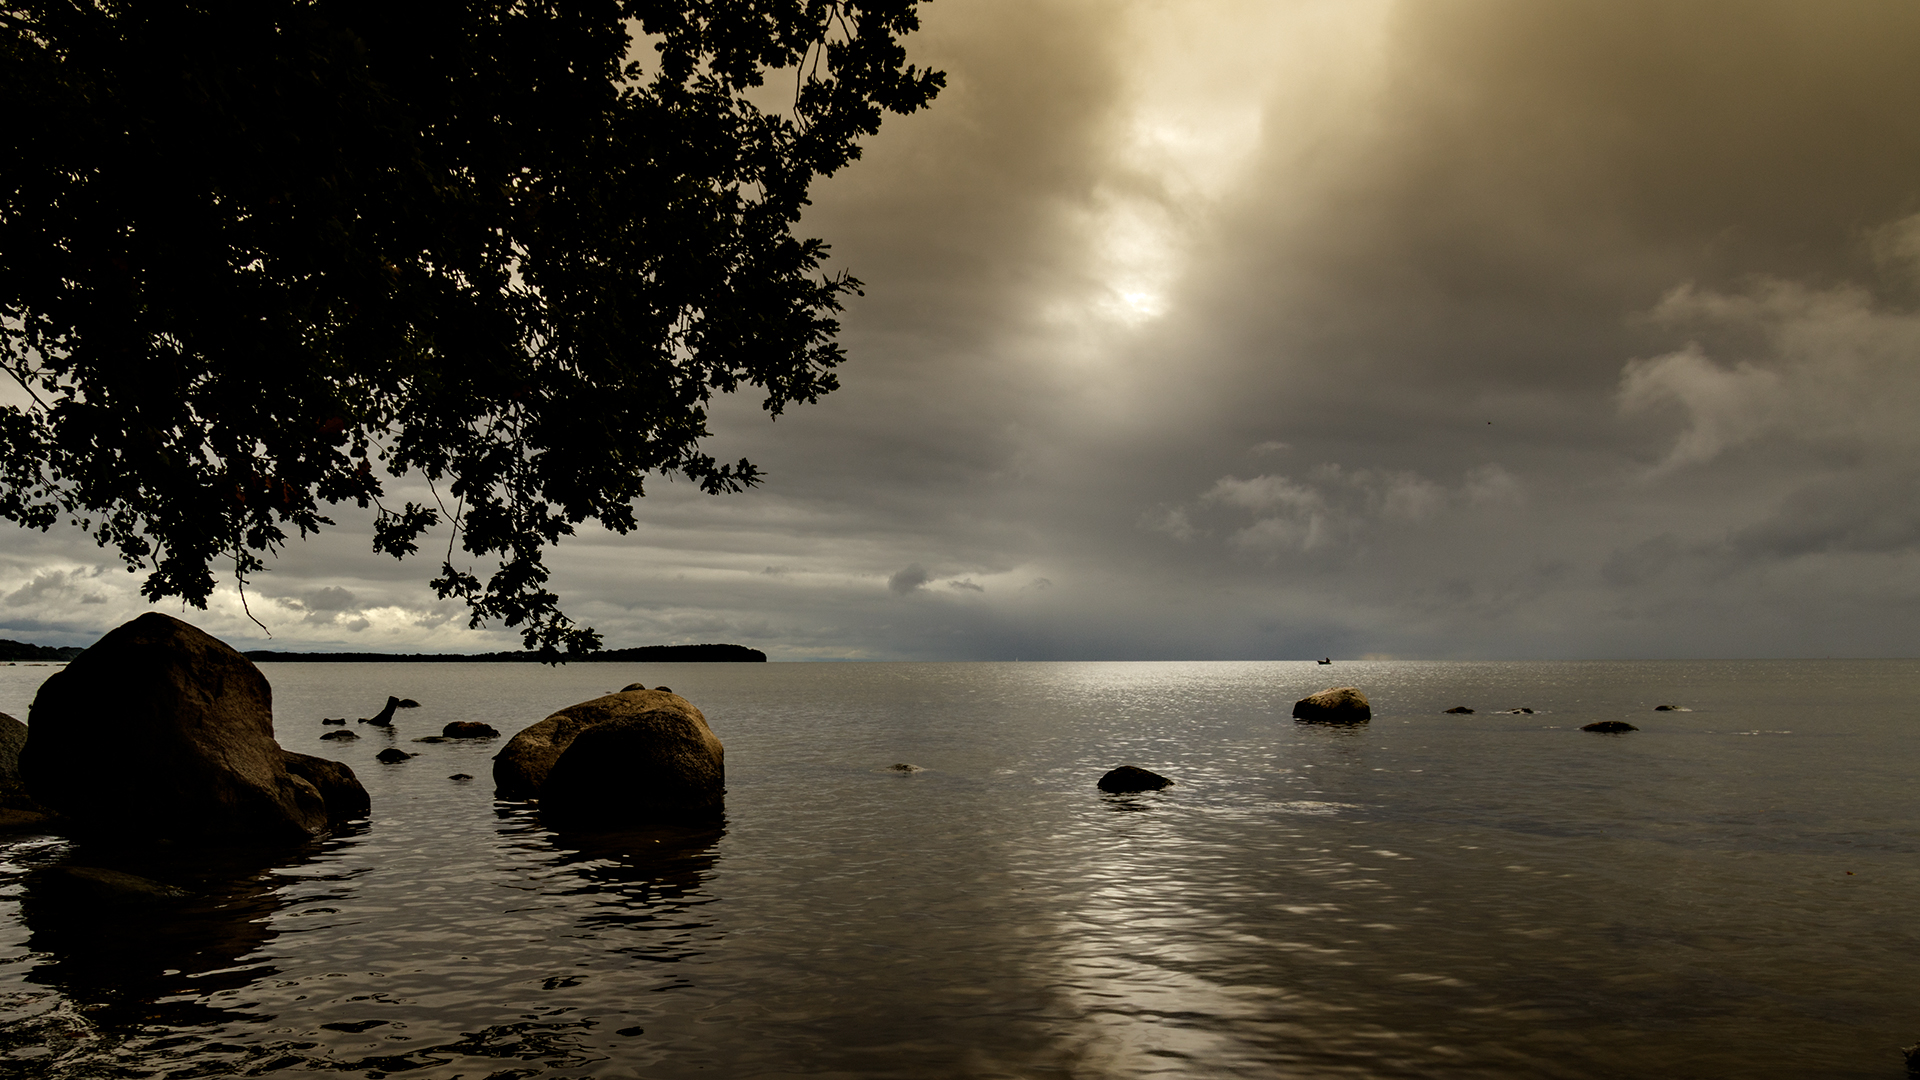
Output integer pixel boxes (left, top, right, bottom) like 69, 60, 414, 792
7, 0, 1920, 660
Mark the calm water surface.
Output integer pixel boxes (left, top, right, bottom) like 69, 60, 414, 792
1, 659, 1916, 1078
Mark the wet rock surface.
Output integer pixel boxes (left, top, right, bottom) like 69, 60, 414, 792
1292, 686, 1372, 724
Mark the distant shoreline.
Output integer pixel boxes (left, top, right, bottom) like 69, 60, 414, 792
253, 643, 770, 663
0, 640, 766, 663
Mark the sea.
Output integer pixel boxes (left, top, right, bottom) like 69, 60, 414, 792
0, 658, 1916, 1079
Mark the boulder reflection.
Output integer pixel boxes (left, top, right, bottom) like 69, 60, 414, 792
13, 829, 364, 1027
497, 803, 725, 966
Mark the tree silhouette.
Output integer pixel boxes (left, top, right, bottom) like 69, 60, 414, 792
0, 0, 941, 655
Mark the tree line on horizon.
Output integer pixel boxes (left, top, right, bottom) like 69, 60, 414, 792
0, 637, 765, 663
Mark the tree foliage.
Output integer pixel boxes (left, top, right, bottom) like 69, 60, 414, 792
0, 0, 941, 656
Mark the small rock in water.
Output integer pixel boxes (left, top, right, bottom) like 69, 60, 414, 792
889, 763, 923, 773
412, 736, 450, 743
321, 717, 347, 726
320, 730, 359, 741
1445, 706, 1474, 714
376, 748, 416, 763
449, 773, 474, 781
1901, 1042, 1919, 1074
441, 722, 500, 739
1654, 704, 1677, 711
1513, 707, 1535, 714
397, 698, 421, 708
1581, 721, 1637, 733
1098, 765, 1174, 793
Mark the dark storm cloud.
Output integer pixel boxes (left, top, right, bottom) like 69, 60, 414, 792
888, 564, 934, 595
1729, 473, 1920, 560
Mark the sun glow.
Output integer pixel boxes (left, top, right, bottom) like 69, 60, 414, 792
1071, 1, 1392, 330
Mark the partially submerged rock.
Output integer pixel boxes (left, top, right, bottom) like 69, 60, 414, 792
1582, 721, 1638, 733
321, 717, 347, 726
0, 711, 35, 808
282, 751, 371, 823
495, 689, 723, 829
0, 806, 57, 834
376, 748, 416, 763
1098, 765, 1173, 793
441, 722, 499, 739
1444, 706, 1474, 714
28, 865, 193, 905
22, 613, 366, 841
1292, 687, 1372, 724
320, 729, 359, 741
360, 696, 401, 727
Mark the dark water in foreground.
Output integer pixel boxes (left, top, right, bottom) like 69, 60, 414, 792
1, 659, 1917, 1079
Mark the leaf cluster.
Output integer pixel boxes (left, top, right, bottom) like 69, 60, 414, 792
0, 0, 942, 657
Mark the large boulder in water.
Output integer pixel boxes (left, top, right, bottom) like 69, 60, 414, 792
1292, 686, 1371, 724
494, 689, 723, 827
21, 612, 366, 841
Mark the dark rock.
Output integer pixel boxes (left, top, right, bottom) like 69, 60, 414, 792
1445, 706, 1474, 714
27, 865, 193, 905
397, 699, 421, 709
1582, 721, 1638, 733
495, 689, 723, 828
359, 696, 401, 727
413, 736, 450, 743
320, 729, 358, 741
1654, 704, 1677, 711
1514, 708, 1534, 714
321, 717, 347, 726
1902, 1042, 1919, 1075
449, 773, 473, 781
539, 722, 725, 830
0, 711, 35, 809
376, 748, 415, 763
0, 806, 58, 834
889, 763, 923, 773
1292, 686, 1372, 724
495, 688, 697, 799
1098, 765, 1173, 793
22, 613, 338, 841
442, 722, 499, 739
281, 751, 371, 823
